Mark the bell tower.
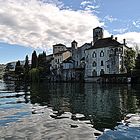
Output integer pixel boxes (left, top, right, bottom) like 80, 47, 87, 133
93, 27, 103, 43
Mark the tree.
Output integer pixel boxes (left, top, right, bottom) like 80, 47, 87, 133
124, 48, 136, 73
29, 68, 40, 82
31, 51, 38, 68
38, 51, 46, 67
135, 53, 140, 69
15, 60, 24, 80
37, 51, 48, 79
24, 55, 29, 72
24, 55, 30, 81
15, 61, 23, 75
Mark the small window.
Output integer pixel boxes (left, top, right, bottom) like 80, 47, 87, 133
92, 70, 97, 77
100, 69, 104, 75
100, 50, 104, 57
107, 65, 109, 68
86, 56, 88, 62
92, 51, 96, 58
93, 61, 97, 67
101, 61, 104, 66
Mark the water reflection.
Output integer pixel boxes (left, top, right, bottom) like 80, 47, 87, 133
29, 82, 140, 130
0, 81, 140, 130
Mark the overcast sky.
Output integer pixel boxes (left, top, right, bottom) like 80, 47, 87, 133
0, 0, 140, 64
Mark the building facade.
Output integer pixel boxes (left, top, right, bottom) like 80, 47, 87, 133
85, 27, 129, 81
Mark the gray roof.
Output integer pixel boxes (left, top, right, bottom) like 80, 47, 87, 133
53, 43, 66, 46
87, 37, 122, 50
63, 57, 75, 63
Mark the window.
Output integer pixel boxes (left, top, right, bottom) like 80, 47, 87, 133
107, 65, 109, 68
100, 69, 104, 75
92, 70, 97, 77
100, 50, 104, 57
86, 55, 88, 62
92, 51, 96, 58
101, 61, 104, 66
93, 61, 97, 67
115, 48, 118, 52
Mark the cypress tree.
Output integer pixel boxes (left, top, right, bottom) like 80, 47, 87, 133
24, 55, 29, 72
24, 55, 30, 81
31, 51, 38, 68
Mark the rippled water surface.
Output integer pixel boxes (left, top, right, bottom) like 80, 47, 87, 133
0, 81, 140, 139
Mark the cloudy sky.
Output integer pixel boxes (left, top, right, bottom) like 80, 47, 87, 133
0, 0, 140, 63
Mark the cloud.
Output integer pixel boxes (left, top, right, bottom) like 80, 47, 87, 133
81, 1, 92, 6
113, 28, 128, 34
80, 0, 99, 12
0, 0, 103, 53
132, 20, 140, 28
115, 32, 140, 49
0, 0, 139, 54
104, 15, 117, 23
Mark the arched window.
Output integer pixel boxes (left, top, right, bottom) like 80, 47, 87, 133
93, 61, 97, 67
92, 70, 97, 77
100, 69, 104, 75
92, 51, 96, 58
101, 60, 104, 66
119, 48, 122, 52
100, 50, 104, 57
115, 48, 118, 52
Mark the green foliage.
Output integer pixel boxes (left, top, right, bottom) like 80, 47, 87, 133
124, 49, 136, 73
135, 53, 140, 69
29, 68, 40, 82
38, 51, 46, 67
37, 51, 50, 78
31, 51, 38, 68
24, 55, 29, 72
15, 60, 24, 75
24, 55, 30, 81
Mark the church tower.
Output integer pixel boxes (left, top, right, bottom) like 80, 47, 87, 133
71, 40, 78, 51
93, 27, 103, 43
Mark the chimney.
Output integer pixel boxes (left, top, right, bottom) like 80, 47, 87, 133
111, 35, 113, 39
115, 37, 117, 41
123, 39, 126, 45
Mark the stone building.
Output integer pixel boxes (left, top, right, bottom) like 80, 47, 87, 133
62, 57, 75, 81
71, 41, 91, 68
53, 43, 67, 54
85, 27, 129, 82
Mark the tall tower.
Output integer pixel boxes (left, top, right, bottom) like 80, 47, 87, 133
93, 27, 103, 43
71, 40, 78, 51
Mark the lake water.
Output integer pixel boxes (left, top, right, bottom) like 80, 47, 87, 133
0, 81, 140, 139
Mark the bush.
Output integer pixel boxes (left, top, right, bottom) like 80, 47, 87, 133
29, 68, 40, 82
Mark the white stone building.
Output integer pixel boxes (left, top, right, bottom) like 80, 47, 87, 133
53, 43, 67, 54
51, 50, 71, 70
85, 27, 129, 81
71, 40, 91, 68
62, 57, 75, 81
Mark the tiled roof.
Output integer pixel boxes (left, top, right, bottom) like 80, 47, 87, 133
53, 43, 66, 46
54, 50, 70, 55
93, 27, 103, 30
87, 37, 122, 50
63, 57, 75, 63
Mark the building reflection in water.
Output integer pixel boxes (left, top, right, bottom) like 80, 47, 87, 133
28, 82, 140, 130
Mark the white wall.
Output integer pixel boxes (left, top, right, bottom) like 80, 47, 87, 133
85, 45, 126, 77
